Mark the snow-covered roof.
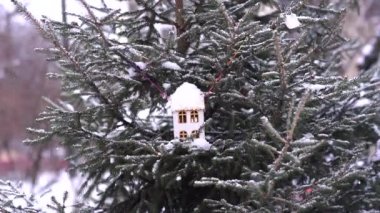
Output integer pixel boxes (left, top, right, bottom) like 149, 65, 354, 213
170, 82, 205, 111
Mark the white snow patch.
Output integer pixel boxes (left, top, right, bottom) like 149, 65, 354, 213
107, 125, 126, 138
135, 62, 147, 70
303, 133, 314, 139
291, 179, 298, 186
163, 139, 179, 150
285, 13, 301, 29
362, 43, 374, 56
371, 154, 380, 162
324, 153, 335, 162
356, 160, 365, 167
356, 55, 366, 66
11, 196, 28, 209
155, 23, 175, 38
164, 142, 174, 150
163, 83, 171, 90
108, 33, 128, 43
61, 101, 74, 112
191, 138, 211, 150
257, 3, 278, 17
137, 108, 150, 120
241, 108, 254, 114
353, 98, 372, 108
303, 83, 326, 91
110, 45, 125, 50
21, 171, 77, 212
373, 125, 380, 137
170, 82, 205, 111
369, 139, 380, 162
80, 95, 90, 102
162, 61, 181, 70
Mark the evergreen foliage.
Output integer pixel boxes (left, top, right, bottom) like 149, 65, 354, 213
4, 0, 380, 212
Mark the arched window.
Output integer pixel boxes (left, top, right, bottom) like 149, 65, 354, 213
178, 111, 187, 123
179, 131, 187, 140
191, 130, 199, 138
190, 110, 199, 123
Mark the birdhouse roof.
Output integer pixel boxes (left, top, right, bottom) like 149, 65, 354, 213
170, 82, 205, 111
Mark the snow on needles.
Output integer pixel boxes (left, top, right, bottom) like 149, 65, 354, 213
285, 13, 301, 29
256, 3, 278, 17
170, 82, 205, 111
192, 138, 211, 150
164, 138, 211, 151
162, 61, 181, 70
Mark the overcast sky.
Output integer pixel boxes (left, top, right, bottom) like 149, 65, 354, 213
1, 0, 127, 21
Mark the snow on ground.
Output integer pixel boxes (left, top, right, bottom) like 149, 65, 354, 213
21, 170, 81, 212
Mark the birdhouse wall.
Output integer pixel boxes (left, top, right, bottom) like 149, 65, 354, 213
173, 109, 205, 139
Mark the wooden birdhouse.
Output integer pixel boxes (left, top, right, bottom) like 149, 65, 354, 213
171, 82, 205, 141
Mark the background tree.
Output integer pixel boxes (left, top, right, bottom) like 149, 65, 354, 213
0, 4, 61, 182
4, 0, 380, 212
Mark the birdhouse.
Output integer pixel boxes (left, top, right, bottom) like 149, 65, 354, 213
171, 82, 205, 141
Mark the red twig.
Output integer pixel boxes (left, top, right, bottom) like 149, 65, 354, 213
205, 50, 239, 96
145, 76, 168, 99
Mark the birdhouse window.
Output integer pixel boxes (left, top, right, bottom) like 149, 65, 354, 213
191, 130, 199, 138
190, 110, 199, 123
179, 131, 187, 140
178, 111, 187, 123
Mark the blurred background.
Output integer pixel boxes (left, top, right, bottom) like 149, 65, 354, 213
0, 2, 61, 180
0, 0, 380, 208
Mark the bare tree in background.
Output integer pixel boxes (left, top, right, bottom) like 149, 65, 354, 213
61, 0, 69, 49
0, 5, 61, 182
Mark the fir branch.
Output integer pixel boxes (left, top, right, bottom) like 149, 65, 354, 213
264, 90, 311, 200
273, 29, 288, 126
285, 31, 308, 61
286, 96, 296, 130
272, 142, 290, 171
215, 0, 235, 34
11, 0, 155, 137
145, 3, 178, 28
287, 90, 311, 141
272, 196, 300, 208
274, 30, 287, 96
261, 116, 287, 144
304, 4, 342, 14
175, 0, 190, 54
78, 0, 167, 98
77, 0, 108, 48
10, 0, 50, 40
273, 91, 310, 169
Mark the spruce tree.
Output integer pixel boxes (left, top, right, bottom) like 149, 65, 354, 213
3, 0, 380, 212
